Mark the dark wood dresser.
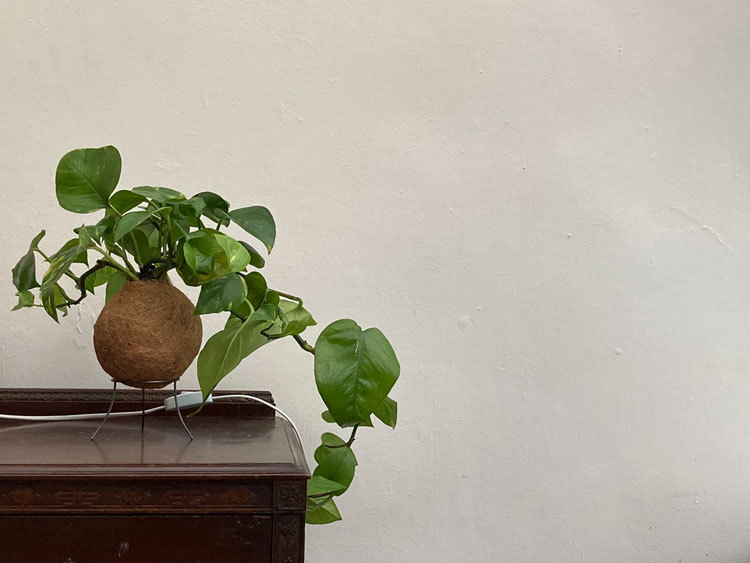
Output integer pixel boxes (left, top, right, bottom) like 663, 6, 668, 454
0, 388, 309, 562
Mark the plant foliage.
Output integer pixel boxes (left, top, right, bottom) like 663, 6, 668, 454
11, 146, 400, 524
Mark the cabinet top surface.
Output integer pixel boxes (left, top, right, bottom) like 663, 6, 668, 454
0, 389, 309, 479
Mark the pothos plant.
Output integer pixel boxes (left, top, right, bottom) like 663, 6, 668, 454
10, 145, 400, 524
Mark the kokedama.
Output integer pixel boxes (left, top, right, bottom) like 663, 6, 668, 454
10, 145, 400, 524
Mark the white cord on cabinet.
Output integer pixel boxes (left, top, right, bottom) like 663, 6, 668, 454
0, 392, 301, 444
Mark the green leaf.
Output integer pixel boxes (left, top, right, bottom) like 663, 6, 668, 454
195, 274, 247, 315
74, 221, 110, 244
228, 272, 266, 319
77, 224, 98, 247
108, 190, 147, 215
42, 284, 72, 319
12, 250, 38, 291
265, 290, 280, 306
314, 448, 357, 496
250, 302, 278, 322
313, 432, 357, 496
121, 223, 160, 265
131, 186, 185, 204
373, 396, 398, 428
215, 234, 250, 270
244, 272, 267, 310
105, 272, 127, 302
95, 216, 116, 245
307, 475, 347, 497
319, 409, 375, 428
177, 229, 251, 286
40, 236, 97, 321
306, 493, 333, 509
317, 432, 347, 452
114, 207, 168, 241
166, 196, 205, 227
55, 146, 121, 213
238, 241, 265, 268
305, 495, 342, 525
197, 316, 272, 400
314, 319, 400, 427
12, 290, 35, 311
12, 230, 46, 292
84, 266, 117, 294
194, 191, 230, 226
278, 299, 316, 336
52, 239, 89, 266
228, 206, 276, 252
29, 230, 46, 250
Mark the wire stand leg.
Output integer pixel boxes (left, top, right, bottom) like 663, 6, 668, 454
141, 388, 146, 433
173, 380, 194, 441
90, 380, 117, 441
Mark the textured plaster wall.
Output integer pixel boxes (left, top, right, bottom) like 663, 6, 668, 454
2, 1, 750, 562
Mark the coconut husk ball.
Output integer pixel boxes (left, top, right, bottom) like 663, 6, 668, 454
93, 278, 202, 389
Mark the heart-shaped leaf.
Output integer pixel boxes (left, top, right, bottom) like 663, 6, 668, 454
307, 475, 347, 497
197, 316, 272, 399
11, 230, 47, 292
12, 250, 38, 292
105, 272, 127, 302
314, 320, 400, 426
312, 432, 357, 496
194, 191, 230, 226
278, 299, 316, 336
56, 146, 121, 213
238, 241, 265, 268
108, 190, 147, 215
131, 186, 185, 204
177, 229, 251, 286
195, 273, 247, 315
12, 291, 35, 311
114, 207, 168, 241
305, 495, 342, 525
228, 206, 276, 252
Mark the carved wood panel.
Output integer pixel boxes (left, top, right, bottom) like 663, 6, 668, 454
0, 481, 274, 514
273, 513, 305, 563
275, 481, 306, 511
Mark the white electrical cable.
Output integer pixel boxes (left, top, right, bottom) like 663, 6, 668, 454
0, 394, 302, 446
211, 394, 302, 445
0, 405, 166, 422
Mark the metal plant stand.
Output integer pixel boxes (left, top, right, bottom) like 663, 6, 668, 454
90, 378, 193, 441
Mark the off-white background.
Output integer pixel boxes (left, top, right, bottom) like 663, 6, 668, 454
2, 1, 750, 562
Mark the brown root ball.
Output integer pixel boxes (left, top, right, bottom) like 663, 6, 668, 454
93, 278, 202, 389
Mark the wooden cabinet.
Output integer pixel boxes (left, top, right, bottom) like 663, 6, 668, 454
0, 389, 309, 562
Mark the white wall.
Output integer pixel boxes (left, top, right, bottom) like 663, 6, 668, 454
2, 1, 750, 561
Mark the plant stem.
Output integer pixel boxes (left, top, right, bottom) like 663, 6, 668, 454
157, 218, 165, 261
166, 215, 178, 259
229, 310, 247, 323
92, 247, 139, 281
107, 205, 123, 218
161, 217, 168, 260
275, 290, 302, 303
346, 425, 359, 446
129, 237, 143, 267
108, 203, 143, 267
56, 261, 107, 307
326, 425, 360, 449
111, 244, 138, 274
292, 334, 315, 355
